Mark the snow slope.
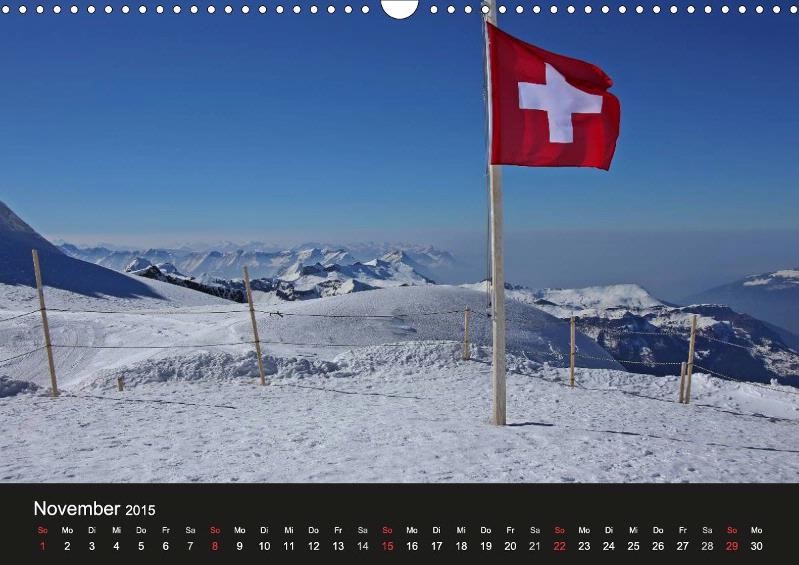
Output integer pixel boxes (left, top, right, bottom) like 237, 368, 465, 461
0, 201, 161, 300
0, 276, 231, 312
1, 341, 797, 483
0, 285, 617, 391
255, 286, 614, 368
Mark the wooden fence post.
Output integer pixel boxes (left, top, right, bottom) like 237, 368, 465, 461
117, 376, 124, 392
684, 315, 697, 404
569, 315, 576, 387
31, 249, 58, 398
462, 306, 471, 360
678, 361, 686, 404
243, 266, 268, 386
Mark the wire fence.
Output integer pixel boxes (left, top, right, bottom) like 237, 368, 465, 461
39, 306, 477, 319
582, 327, 690, 338
1, 295, 798, 400
0, 309, 40, 323
697, 334, 762, 350
46, 307, 252, 316
575, 352, 684, 367
693, 364, 799, 397
47, 339, 466, 350
0, 346, 46, 367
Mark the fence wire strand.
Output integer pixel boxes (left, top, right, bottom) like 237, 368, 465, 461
0, 346, 46, 366
46, 307, 250, 316
50, 339, 463, 351
0, 309, 41, 323
576, 324, 688, 339
576, 353, 684, 366
43, 307, 473, 319
697, 334, 773, 351
693, 364, 799, 396
256, 309, 467, 319
607, 329, 688, 338
51, 342, 255, 350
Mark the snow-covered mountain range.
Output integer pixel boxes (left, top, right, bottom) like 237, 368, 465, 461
684, 269, 799, 337
124, 252, 434, 304
59, 242, 455, 282
462, 282, 799, 384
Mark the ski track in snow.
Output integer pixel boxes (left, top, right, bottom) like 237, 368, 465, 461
1, 282, 798, 483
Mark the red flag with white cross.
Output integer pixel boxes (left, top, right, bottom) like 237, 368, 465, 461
487, 23, 621, 170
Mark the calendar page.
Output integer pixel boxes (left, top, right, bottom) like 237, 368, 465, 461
0, 3, 797, 563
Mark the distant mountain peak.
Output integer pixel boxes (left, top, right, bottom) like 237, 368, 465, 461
380, 249, 408, 262
684, 268, 799, 335
463, 281, 664, 312
742, 269, 799, 289
0, 201, 39, 235
124, 257, 153, 273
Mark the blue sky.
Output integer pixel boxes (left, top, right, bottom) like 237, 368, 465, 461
1, 9, 797, 297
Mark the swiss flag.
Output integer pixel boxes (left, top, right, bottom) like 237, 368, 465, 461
488, 23, 621, 170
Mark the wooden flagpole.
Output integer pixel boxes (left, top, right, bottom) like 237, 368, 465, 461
484, 1, 506, 425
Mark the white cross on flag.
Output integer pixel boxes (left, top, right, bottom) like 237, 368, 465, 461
487, 23, 621, 169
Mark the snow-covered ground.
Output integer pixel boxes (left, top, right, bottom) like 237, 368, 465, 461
2, 281, 798, 483
1, 342, 797, 483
